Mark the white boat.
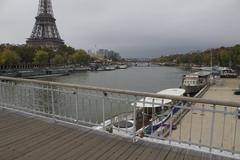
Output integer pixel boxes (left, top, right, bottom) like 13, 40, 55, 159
93, 115, 135, 136
135, 88, 185, 135
218, 67, 237, 78
96, 67, 105, 71
104, 66, 116, 71
182, 71, 210, 95
118, 65, 128, 69
135, 88, 185, 108
94, 88, 185, 137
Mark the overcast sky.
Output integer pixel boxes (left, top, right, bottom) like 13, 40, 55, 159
0, 0, 240, 58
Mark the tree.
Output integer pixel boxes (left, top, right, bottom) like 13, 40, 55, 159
236, 55, 240, 65
219, 49, 231, 66
0, 48, 21, 65
52, 54, 64, 65
70, 49, 90, 64
33, 50, 49, 64
58, 45, 75, 55
202, 53, 210, 65
15, 46, 36, 64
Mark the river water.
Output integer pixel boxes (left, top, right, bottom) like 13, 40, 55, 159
40, 66, 187, 125
0, 66, 188, 127
43, 66, 187, 93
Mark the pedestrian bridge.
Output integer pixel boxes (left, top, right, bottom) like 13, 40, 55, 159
0, 110, 226, 160
0, 76, 239, 160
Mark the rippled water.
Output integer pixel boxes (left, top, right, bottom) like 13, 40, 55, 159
43, 66, 187, 93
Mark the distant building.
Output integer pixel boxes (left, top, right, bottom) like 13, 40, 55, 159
96, 49, 121, 61
87, 49, 96, 57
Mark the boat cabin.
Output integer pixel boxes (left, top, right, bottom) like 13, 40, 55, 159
219, 68, 237, 78
183, 71, 210, 87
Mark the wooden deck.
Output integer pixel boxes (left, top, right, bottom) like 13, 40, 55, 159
0, 110, 236, 160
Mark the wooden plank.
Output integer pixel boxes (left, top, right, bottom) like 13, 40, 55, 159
164, 147, 184, 160
79, 137, 123, 160
0, 110, 30, 120
0, 119, 47, 138
135, 143, 166, 160
175, 149, 188, 160
0, 117, 37, 132
104, 140, 134, 160
116, 141, 144, 160
50, 133, 99, 160
0, 111, 16, 120
125, 142, 148, 160
0, 123, 51, 148
136, 144, 159, 160
0, 126, 69, 160
0, 113, 31, 129
92, 141, 127, 160
22, 129, 92, 160
200, 152, 213, 160
0, 125, 64, 151
154, 145, 172, 160
14, 130, 86, 160
0, 111, 235, 160
145, 146, 164, 160
75, 135, 118, 160
0, 120, 51, 145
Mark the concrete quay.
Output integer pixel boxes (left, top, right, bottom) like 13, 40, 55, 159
172, 78, 240, 153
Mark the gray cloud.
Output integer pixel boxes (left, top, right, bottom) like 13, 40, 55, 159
0, 0, 240, 58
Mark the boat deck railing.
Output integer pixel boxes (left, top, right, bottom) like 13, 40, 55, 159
0, 76, 239, 159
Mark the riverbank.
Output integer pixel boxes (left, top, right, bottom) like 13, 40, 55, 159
0, 64, 130, 79
172, 78, 240, 151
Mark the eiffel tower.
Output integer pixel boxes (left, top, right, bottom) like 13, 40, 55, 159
26, 0, 64, 48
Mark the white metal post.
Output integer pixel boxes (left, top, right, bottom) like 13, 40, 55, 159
102, 92, 106, 130
51, 85, 55, 121
75, 89, 79, 124
133, 96, 137, 142
210, 105, 216, 152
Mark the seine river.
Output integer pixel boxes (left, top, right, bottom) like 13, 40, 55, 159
44, 66, 187, 93
2, 66, 188, 125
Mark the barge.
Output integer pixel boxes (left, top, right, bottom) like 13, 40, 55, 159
182, 71, 210, 95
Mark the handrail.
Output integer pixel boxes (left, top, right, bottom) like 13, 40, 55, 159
1, 75, 240, 158
0, 76, 240, 107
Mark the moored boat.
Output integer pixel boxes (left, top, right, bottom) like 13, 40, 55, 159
135, 88, 185, 135
104, 66, 116, 71
219, 67, 237, 78
118, 65, 128, 69
182, 71, 210, 95
93, 88, 185, 137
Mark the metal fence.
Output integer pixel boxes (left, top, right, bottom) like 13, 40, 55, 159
0, 76, 239, 159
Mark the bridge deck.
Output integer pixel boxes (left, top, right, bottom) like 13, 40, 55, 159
0, 110, 235, 160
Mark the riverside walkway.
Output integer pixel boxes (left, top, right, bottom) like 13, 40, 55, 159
172, 78, 240, 152
0, 110, 234, 160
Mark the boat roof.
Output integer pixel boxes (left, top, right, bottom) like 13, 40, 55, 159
135, 88, 185, 108
185, 71, 210, 77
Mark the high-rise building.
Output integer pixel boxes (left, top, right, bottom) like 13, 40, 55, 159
96, 49, 121, 60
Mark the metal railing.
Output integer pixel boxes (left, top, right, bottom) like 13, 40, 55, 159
0, 76, 239, 159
